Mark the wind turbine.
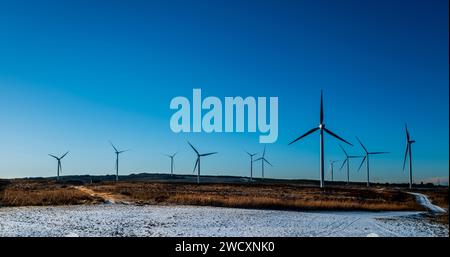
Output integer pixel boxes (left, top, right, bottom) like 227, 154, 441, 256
254, 146, 272, 179
110, 141, 129, 182
188, 142, 217, 184
288, 91, 352, 188
49, 151, 69, 181
245, 151, 258, 182
356, 137, 389, 187
403, 123, 415, 189
165, 152, 178, 177
329, 160, 339, 182
339, 144, 363, 185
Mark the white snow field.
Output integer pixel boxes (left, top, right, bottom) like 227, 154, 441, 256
0, 204, 447, 237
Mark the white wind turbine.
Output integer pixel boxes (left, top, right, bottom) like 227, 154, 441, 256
188, 142, 217, 184
403, 123, 415, 189
165, 152, 178, 177
254, 146, 272, 179
245, 151, 258, 182
109, 141, 130, 182
356, 137, 389, 187
49, 151, 69, 181
289, 91, 352, 188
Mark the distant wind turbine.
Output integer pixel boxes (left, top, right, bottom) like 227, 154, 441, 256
165, 152, 178, 177
403, 123, 415, 189
254, 146, 272, 179
188, 142, 217, 184
110, 141, 129, 182
356, 137, 389, 187
329, 160, 339, 182
245, 151, 258, 182
339, 144, 363, 185
288, 91, 353, 188
48, 151, 69, 181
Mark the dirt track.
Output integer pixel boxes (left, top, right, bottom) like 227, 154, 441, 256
74, 186, 131, 204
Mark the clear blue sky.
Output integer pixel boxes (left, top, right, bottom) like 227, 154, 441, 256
0, 0, 448, 184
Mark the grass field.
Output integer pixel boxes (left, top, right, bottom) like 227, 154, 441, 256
87, 181, 426, 211
0, 179, 102, 206
2, 178, 446, 212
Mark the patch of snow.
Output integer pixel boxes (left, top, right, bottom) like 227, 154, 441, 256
103, 200, 116, 205
366, 233, 379, 237
64, 232, 79, 237
408, 192, 447, 213
0, 205, 447, 237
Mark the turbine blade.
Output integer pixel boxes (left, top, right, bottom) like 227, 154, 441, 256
118, 149, 130, 154
109, 141, 118, 152
320, 90, 324, 124
264, 158, 273, 166
60, 151, 69, 159
193, 158, 199, 173
49, 154, 58, 159
356, 137, 368, 153
405, 123, 410, 141
357, 156, 367, 172
339, 144, 348, 157
369, 152, 389, 155
348, 155, 364, 158
173, 152, 178, 157
263, 145, 266, 157
59, 161, 62, 174
253, 157, 263, 162
288, 127, 319, 145
187, 141, 199, 155
200, 152, 218, 157
340, 159, 348, 170
324, 128, 353, 146
403, 143, 409, 171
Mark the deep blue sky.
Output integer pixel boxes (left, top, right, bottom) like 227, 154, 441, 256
0, 0, 448, 184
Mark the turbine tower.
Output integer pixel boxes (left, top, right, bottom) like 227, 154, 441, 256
288, 91, 352, 188
49, 151, 69, 181
403, 123, 415, 189
253, 146, 272, 179
245, 151, 258, 182
329, 160, 339, 182
356, 137, 389, 187
110, 141, 129, 182
339, 144, 363, 185
165, 152, 178, 177
188, 142, 217, 184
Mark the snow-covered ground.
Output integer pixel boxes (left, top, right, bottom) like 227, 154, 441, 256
0, 204, 447, 237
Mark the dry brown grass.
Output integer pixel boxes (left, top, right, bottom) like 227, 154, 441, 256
166, 194, 417, 211
1, 179, 440, 211
0, 180, 101, 207
88, 182, 424, 211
